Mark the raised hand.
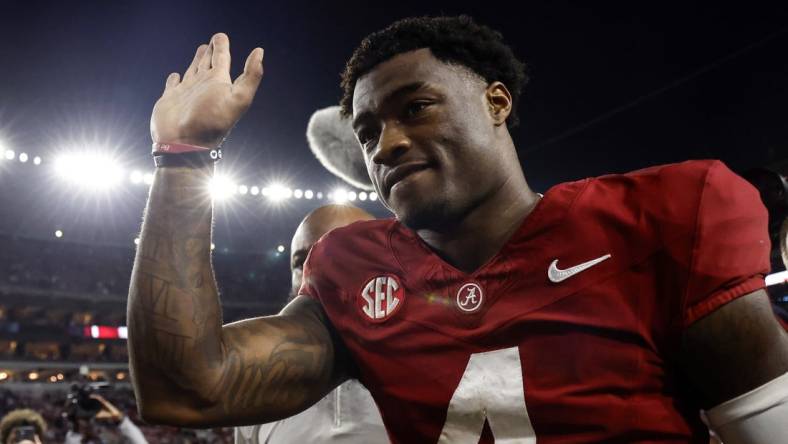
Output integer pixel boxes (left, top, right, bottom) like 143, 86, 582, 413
90, 393, 124, 423
151, 33, 264, 148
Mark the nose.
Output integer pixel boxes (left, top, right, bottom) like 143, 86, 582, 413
371, 122, 411, 166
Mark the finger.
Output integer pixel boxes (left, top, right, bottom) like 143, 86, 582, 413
198, 38, 214, 73
232, 47, 264, 107
210, 33, 231, 74
164, 72, 180, 92
183, 44, 208, 81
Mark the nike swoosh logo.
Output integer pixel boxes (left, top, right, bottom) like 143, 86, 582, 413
548, 254, 612, 283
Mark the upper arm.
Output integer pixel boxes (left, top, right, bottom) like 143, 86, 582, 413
143, 296, 349, 427
671, 162, 787, 407
681, 289, 788, 408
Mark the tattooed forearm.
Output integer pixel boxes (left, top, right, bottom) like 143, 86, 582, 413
128, 165, 223, 390
127, 166, 340, 425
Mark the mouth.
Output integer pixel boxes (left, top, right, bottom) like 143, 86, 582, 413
382, 162, 432, 196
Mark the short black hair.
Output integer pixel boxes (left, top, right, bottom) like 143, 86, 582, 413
340, 15, 528, 128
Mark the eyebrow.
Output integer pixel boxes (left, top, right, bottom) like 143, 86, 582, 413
352, 81, 430, 130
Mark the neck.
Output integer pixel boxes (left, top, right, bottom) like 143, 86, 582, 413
416, 171, 539, 274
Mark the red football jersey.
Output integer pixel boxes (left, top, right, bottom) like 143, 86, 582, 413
299, 160, 771, 443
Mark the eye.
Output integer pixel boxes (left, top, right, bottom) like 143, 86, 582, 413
357, 131, 378, 152
405, 101, 430, 118
291, 253, 306, 271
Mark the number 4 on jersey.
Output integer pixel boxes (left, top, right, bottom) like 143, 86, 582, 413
438, 347, 537, 443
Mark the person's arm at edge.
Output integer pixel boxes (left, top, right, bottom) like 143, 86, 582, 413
117, 415, 149, 444
675, 161, 788, 408
681, 289, 788, 408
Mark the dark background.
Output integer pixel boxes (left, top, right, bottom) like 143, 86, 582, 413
1, 0, 787, 255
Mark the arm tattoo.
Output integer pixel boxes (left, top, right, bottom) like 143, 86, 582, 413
128, 166, 223, 385
128, 166, 336, 420
207, 321, 331, 413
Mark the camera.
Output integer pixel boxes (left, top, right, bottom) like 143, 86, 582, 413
65, 381, 111, 420
8, 425, 37, 443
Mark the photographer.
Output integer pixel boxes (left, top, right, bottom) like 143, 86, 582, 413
0, 409, 46, 444
65, 393, 147, 444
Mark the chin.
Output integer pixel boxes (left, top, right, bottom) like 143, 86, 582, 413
395, 199, 453, 231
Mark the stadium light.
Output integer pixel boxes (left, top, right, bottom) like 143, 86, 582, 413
266, 183, 292, 202
304, 189, 314, 199
134, 237, 140, 246
359, 192, 368, 201
55, 230, 63, 238
277, 245, 285, 253
332, 188, 348, 203
130, 170, 143, 184
317, 192, 323, 200
210, 243, 216, 251
294, 189, 303, 199
33, 156, 42, 165
54, 153, 124, 189
238, 184, 248, 195
347, 191, 357, 202
0, 372, 7, 381
28, 372, 39, 381
18, 152, 28, 163
250, 185, 260, 196
4, 150, 15, 160
369, 192, 378, 201
209, 174, 236, 201
57, 373, 64, 380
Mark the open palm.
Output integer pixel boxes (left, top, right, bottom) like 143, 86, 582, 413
151, 33, 264, 149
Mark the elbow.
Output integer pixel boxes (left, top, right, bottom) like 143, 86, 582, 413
137, 403, 173, 426
137, 400, 218, 428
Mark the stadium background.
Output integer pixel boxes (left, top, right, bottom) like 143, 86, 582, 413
0, 0, 787, 442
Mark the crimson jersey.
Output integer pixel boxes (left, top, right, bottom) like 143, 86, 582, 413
299, 160, 771, 443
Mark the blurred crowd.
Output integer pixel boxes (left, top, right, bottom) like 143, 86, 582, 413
0, 234, 289, 304
0, 234, 290, 442
0, 386, 233, 443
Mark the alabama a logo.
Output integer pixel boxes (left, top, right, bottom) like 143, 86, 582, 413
359, 275, 405, 322
456, 282, 484, 313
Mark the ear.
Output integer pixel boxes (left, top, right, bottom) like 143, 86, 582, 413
485, 81, 512, 126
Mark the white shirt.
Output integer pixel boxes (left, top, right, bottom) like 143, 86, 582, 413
234, 380, 388, 443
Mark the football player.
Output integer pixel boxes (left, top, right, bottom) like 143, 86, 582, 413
128, 16, 788, 443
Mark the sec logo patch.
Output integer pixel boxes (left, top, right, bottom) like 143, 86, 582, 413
359, 275, 404, 322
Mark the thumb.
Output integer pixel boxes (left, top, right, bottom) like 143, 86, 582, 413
232, 47, 264, 108
164, 72, 181, 93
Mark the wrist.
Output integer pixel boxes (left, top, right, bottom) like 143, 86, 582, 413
152, 142, 213, 155
152, 131, 224, 150
153, 148, 222, 168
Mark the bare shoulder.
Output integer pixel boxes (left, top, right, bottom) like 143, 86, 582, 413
681, 289, 788, 408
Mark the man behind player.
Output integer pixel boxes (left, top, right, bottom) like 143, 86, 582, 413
128, 16, 788, 443
235, 204, 387, 444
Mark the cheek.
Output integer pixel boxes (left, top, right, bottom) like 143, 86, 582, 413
291, 269, 303, 291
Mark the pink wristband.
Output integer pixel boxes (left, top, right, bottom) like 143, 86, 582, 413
152, 142, 212, 155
